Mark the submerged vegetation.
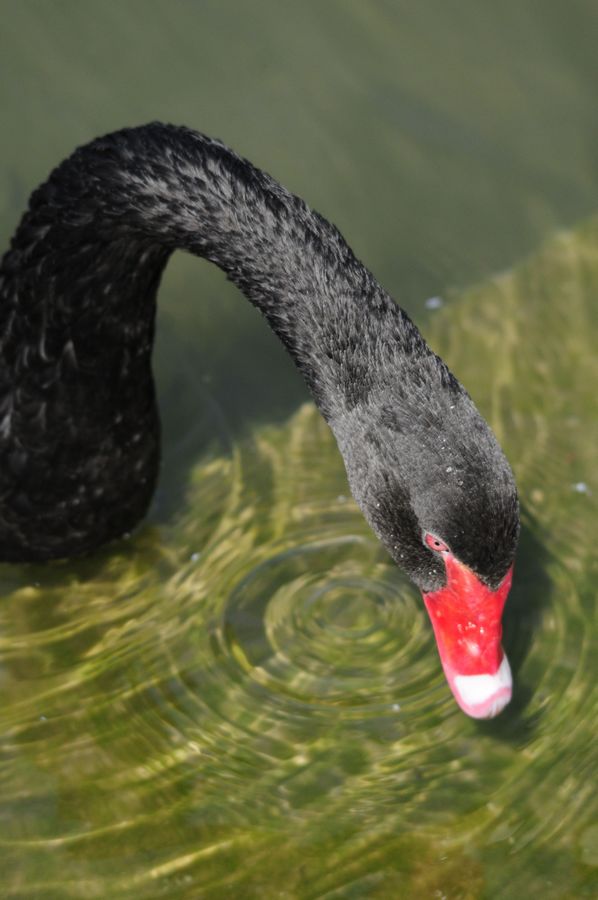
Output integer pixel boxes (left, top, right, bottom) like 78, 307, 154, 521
1, 219, 596, 896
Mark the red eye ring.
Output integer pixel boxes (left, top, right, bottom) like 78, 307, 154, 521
424, 533, 450, 553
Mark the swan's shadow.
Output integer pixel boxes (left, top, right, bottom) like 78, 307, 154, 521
151, 290, 307, 522
474, 508, 552, 741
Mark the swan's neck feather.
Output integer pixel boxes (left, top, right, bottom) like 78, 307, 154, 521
0, 124, 518, 584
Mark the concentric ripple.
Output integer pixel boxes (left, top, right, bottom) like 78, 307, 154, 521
1, 222, 598, 897
219, 538, 429, 708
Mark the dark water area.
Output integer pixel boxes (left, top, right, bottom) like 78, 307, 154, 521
1, 2, 597, 897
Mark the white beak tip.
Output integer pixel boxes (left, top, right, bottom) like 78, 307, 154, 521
450, 656, 513, 719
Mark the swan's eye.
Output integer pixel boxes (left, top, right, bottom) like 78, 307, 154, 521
424, 533, 450, 553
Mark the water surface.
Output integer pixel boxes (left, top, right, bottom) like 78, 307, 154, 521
1, 2, 597, 897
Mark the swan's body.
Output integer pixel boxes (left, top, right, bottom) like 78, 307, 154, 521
0, 124, 519, 717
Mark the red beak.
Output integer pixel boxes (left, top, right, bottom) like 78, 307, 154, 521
422, 557, 513, 718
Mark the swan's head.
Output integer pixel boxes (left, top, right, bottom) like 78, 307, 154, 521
333, 367, 520, 719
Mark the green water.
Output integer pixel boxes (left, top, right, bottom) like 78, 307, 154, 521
1, 2, 597, 897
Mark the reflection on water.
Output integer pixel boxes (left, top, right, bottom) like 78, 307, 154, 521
1, 221, 597, 897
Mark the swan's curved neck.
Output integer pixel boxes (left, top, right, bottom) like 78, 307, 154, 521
0, 124, 423, 560
2, 124, 413, 417
0, 122, 519, 597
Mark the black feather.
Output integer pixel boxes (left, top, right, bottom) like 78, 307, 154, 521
0, 123, 519, 588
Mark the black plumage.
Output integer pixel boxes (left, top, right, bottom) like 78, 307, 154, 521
0, 124, 519, 589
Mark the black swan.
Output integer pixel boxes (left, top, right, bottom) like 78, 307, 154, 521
0, 124, 519, 718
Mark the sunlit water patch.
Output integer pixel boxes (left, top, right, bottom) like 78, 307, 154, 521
1, 222, 598, 897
